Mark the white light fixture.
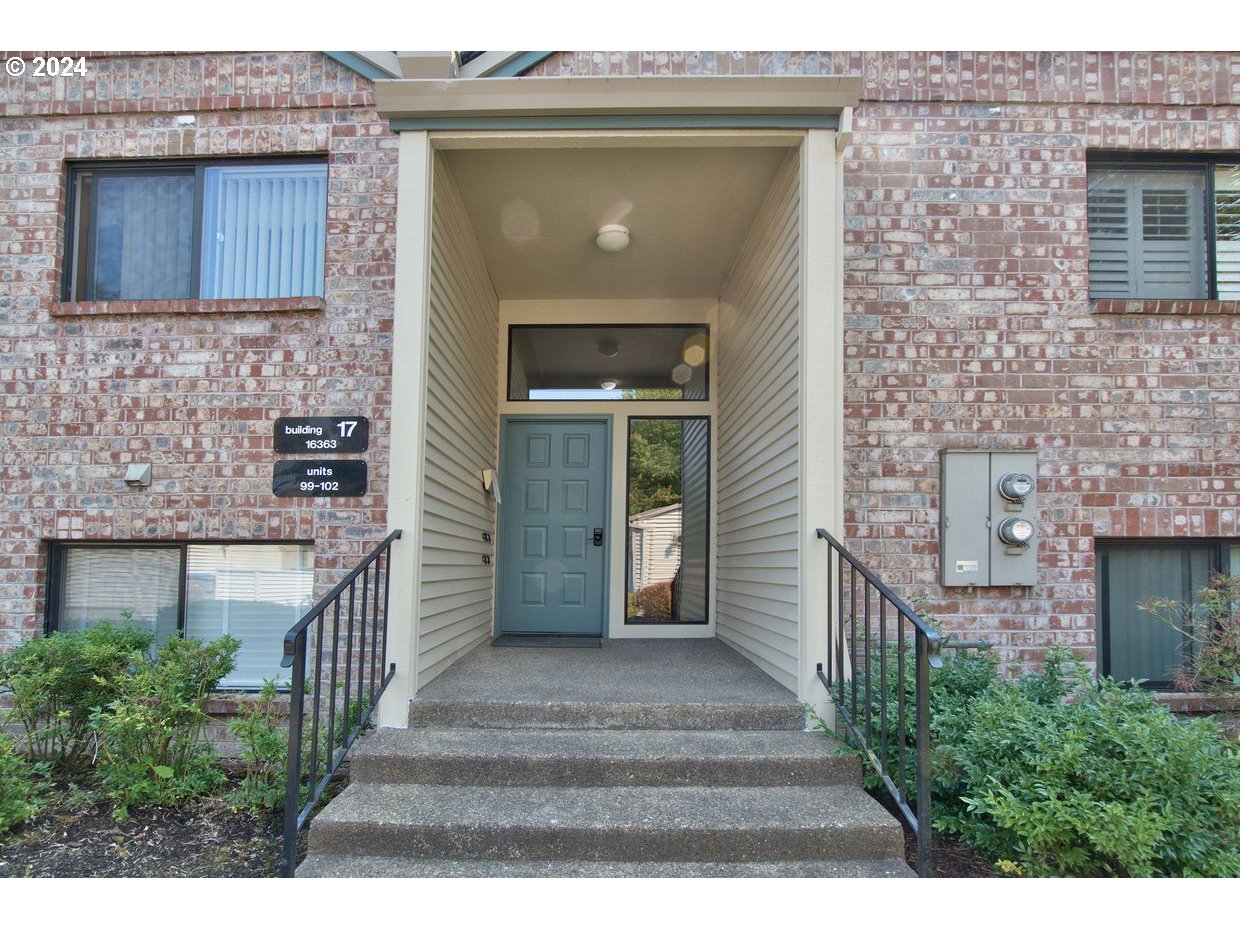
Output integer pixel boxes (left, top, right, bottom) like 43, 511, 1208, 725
595, 224, 630, 253
600, 379, 618, 391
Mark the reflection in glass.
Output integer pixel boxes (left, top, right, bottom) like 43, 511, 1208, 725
626, 417, 709, 623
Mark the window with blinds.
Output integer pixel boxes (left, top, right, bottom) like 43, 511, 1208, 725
1087, 159, 1240, 301
1097, 539, 1236, 688
65, 160, 327, 302
50, 542, 315, 690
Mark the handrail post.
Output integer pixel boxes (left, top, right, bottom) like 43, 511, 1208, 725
281, 626, 308, 878
915, 628, 933, 878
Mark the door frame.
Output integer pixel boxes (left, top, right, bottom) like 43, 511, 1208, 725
495, 413, 613, 637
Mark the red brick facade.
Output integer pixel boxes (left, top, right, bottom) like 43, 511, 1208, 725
528, 51, 1240, 670
2, 50, 1238, 678
0, 51, 398, 648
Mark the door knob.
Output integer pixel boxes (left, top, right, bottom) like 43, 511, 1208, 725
592, 527, 603, 546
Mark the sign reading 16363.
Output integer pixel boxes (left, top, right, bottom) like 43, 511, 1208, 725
274, 416, 369, 453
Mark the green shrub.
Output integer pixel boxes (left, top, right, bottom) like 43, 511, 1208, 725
823, 639, 1240, 876
0, 623, 154, 770
952, 649, 1240, 877
0, 733, 46, 833
227, 679, 288, 814
90, 635, 238, 817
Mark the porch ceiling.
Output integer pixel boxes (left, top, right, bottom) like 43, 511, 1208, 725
441, 145, 790, 300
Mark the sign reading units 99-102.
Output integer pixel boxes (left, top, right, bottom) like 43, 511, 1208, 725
273, 460, 368, 497
273, 416, 369, 454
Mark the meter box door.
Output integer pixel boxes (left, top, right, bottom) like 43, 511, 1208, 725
940, 451, 991, 586
940, 450, 1038, 587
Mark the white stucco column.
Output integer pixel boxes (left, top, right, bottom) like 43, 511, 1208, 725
798, 128, 845, 723
378, 131, 434, 728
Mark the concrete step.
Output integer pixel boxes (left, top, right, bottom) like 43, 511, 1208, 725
307, 782, 905, 864
351, 727, 859, 787
298, 853, 915, 878
406, 698, 806, 730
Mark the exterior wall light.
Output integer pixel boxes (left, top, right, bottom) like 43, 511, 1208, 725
595, 224, 630, 253
124, 463, 152, 487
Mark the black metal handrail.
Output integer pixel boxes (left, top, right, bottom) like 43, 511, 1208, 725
279, 529, 402, 878
814, 528, 942, 877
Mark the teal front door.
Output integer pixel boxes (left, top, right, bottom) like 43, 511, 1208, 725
498, 419, 609, 635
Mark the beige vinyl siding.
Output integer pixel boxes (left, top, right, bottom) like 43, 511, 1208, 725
416, 156, 500, 686
715, 150, 801, 691
629, 505, 682, 589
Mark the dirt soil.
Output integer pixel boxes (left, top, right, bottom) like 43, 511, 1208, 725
0, 768, 347, 878
868, 786, 996, 878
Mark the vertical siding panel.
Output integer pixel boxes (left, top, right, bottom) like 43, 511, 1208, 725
716, 150, 801, 692
416, 157, 500, 686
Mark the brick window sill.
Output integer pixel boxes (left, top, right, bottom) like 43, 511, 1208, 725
51, 297, 325, 317
1092, 298, 1240, 315
1153, 692, 1238, 715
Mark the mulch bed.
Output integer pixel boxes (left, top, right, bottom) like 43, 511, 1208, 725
867, 786, 996, 878
0, 767, 348, 878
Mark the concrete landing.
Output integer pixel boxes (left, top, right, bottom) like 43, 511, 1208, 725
408, 639, 804, 730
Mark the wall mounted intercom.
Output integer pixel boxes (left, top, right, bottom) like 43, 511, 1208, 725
940, 450, 1038, 587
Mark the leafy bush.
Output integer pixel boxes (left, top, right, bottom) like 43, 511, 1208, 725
227, 679, 288, 814
823, 640, 1240, 876
0, 623, 154, 770
0, 733, 46, 833
1140, 572, 1240, 696
633, 581, 672, 620
90, 635, 238, 817
959, 659, 1240, 876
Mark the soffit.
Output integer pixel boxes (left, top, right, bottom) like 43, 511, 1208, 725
442, 145, 791, 300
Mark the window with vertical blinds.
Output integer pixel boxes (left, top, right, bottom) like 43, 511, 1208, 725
1087, 158, 1240, 301
50, 542, 315, 690
65, 160, 327, 302
1097, 540, 1236, 688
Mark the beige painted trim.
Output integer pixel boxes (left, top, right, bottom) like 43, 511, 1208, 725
376, 76, 863, 121
377, 131, 434, 729
798, 129, 844, 719
497, 299, 718, 640
429, 129, 805, 151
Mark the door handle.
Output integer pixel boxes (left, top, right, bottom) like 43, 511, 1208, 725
592, 527, 603, 546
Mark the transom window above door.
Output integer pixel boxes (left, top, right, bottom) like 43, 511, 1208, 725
508, 325, 710, 401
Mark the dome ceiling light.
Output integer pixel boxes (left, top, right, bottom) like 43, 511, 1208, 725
595, 224, 630, 253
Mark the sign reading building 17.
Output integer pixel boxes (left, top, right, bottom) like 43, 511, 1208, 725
273, 416, 370, 454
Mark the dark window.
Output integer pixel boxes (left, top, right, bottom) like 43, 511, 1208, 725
1088, 159, 1240, 300
47, 541, 314, 689
65, 160, 328, 301
508, 325, 710, 401
1097, 539, 1237, 688
625, 417, 710, 624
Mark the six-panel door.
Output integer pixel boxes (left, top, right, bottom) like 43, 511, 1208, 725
497, 420, 608, 635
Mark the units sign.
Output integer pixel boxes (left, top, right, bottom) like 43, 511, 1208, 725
274, 416, 369, 453
273, 460, 367, 497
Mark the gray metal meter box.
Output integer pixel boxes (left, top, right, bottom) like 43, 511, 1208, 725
940, 450, 1038, 587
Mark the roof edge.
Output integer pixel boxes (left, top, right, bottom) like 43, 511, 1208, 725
375, 75, 864, 123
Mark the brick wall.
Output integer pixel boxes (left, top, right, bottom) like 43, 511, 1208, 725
530, 51, 1240, 671
0, 51, 398, 649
